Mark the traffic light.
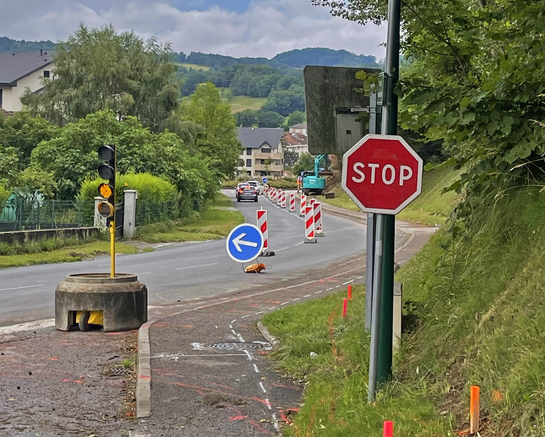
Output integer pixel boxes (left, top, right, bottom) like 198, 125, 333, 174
97, 145, 116, 219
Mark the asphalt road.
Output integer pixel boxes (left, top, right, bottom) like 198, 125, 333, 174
0, 190, 374, 327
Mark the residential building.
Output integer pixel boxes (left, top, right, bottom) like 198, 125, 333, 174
283, 131, 308, 156
0, 51, 53, 112
236, 127, 284, 177
289, 123, 307, 135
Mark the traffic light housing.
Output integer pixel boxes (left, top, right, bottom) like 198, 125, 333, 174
98, 145, 115, 203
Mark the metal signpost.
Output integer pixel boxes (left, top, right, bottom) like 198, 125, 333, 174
341, 134, 423, 401
226, 223, 265, 264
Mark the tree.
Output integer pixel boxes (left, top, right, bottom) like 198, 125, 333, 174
256, 110, 284, 128
236, 109, 259, 127
293, 152, 316, 176
262, 86, 305, 116
22, 24, 180, 131
315, 0, 545, 218
181, 82, 242, 179
286, 111, 306, 128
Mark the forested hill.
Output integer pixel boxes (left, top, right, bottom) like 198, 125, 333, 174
0, 37, 55, 52
178, 47, 379, 70
0, 36, 378, 70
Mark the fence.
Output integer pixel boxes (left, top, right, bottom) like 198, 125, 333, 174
136, 201, 176, 226
0, 198, 95, 232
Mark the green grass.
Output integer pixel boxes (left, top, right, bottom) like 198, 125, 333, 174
264, 186, 545, 436
177, 63, 210, 71
217, 88, 268, 113
133, 193, 244, 243
0, 240, 139, 269
320, 167, 460, 225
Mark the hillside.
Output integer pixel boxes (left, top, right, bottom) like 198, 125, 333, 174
0, 36, 55, 52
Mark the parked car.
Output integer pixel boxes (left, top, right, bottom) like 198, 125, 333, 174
247, 180, 264, 194
236, 183, 258, 202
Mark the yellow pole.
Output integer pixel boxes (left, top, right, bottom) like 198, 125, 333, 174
111, 145, 117, 278
110, 218, 115, 277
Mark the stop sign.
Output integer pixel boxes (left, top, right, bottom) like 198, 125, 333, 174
341, 134, 423, 214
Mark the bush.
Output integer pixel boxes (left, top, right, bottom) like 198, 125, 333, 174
78, 172, 180, 206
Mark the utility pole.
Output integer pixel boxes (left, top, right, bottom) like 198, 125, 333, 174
369, 0, 401, 401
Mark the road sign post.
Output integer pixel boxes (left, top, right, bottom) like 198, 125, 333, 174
226, 224, 264, 264
342, 135, 422, 401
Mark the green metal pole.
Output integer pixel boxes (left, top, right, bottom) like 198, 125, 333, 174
377, 0, 401, 385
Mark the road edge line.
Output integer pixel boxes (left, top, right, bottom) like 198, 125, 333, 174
136, 320, 153, 418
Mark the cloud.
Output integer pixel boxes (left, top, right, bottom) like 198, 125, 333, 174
0, 0, 385, 60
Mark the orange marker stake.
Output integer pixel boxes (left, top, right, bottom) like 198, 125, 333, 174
347, 284, 353, 300
470, 385, 480, 434
342, 298, 348, 318
383, 421, 394, 437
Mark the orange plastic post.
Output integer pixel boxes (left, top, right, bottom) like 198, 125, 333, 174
470, 385, 480, 434
383, 421, 394, 437
342, 298, 348, 318
347, 284, 353, 300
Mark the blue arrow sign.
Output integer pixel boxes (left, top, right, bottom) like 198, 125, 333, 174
262, 177, 268, 184
226, 223, 264, 263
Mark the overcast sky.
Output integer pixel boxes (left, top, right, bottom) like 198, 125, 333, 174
1, 0, 386, 60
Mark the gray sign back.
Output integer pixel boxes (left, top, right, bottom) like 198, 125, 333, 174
304, 66, 382, 155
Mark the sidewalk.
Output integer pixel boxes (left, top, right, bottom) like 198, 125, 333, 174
134, 209, 437, 435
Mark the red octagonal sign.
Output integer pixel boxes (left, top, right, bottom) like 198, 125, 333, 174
342, 134, 423, 215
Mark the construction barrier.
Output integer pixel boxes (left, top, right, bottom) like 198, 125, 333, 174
300, 194, 306, 217
277, 189, 283, 205
313, 201, 324, 237
257, 208, 268, 250
281, 191, 286, 208
304, 205, 317, 243
288, 193, 296, 212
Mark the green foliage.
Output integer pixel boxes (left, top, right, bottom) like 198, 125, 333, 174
0, 112, 58, 169
181, 82, 242, 179
272, 47, 378, 68
285, 110, 306, 128
235, 109, 259, 127
316, 0, 545, 222
261, 85, 306, 116
0, 36, 55, 52
79, 173, 178, 205
14, 168, 57, 203
256, 110, 284, 128
292, 152, 316, 176
22, 24, 180, 131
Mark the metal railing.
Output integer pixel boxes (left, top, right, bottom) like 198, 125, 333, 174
136, 201, 177, 226
0, 199, 95, 232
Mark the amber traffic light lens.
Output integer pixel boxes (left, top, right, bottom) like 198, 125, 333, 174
98, 183, 113, 198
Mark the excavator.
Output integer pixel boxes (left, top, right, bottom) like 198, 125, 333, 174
301, 154, 331, 196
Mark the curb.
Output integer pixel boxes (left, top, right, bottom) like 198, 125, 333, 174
257, 321, 280, 348
136, 320, 154, 418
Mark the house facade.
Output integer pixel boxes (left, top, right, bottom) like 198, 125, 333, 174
0, 51, 53, 112
236, 127, 284, 177
289, 123, 307, 135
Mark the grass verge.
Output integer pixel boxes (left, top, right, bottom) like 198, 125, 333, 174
264, 186, 545, 436
133, 193, 244, 244
0, 239, 139, 269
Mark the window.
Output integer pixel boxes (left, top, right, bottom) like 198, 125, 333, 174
246, 148, 252, 155
246, 159, 252, 167
261, 148, 271, 154
43, 70, 50, 78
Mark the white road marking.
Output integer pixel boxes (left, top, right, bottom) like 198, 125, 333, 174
255, 311, 264, 315
294, 242, 304, 247
237, 333, 245, 342
357, 276, 364, 279
268, 306, 277, 310
253, 364, 260, 373
326, 287, 334, 291
265, 398, 272, 410
315, 291, 323, 294
342, 280, 354, 285
0, 284, 44, 292
303, 294, 311, 298
292, 298, 300, 302
244, 350, 253, 361
176, 262, 219, 270
231, 329, 237, 336
259, 382, 267, 393
275, 247, 290, 252
280, 302, 289, 306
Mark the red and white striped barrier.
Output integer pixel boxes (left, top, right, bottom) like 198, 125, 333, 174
310, 198, 316, 207
257, 208, 268, 250
288, 193, 296, 212
272, 188, 277, 202
277, 190, 283, 205
281, 191, 286, 208
300, 194, 306, 216
304, 205, 317, 243
313, 201, 324, 237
